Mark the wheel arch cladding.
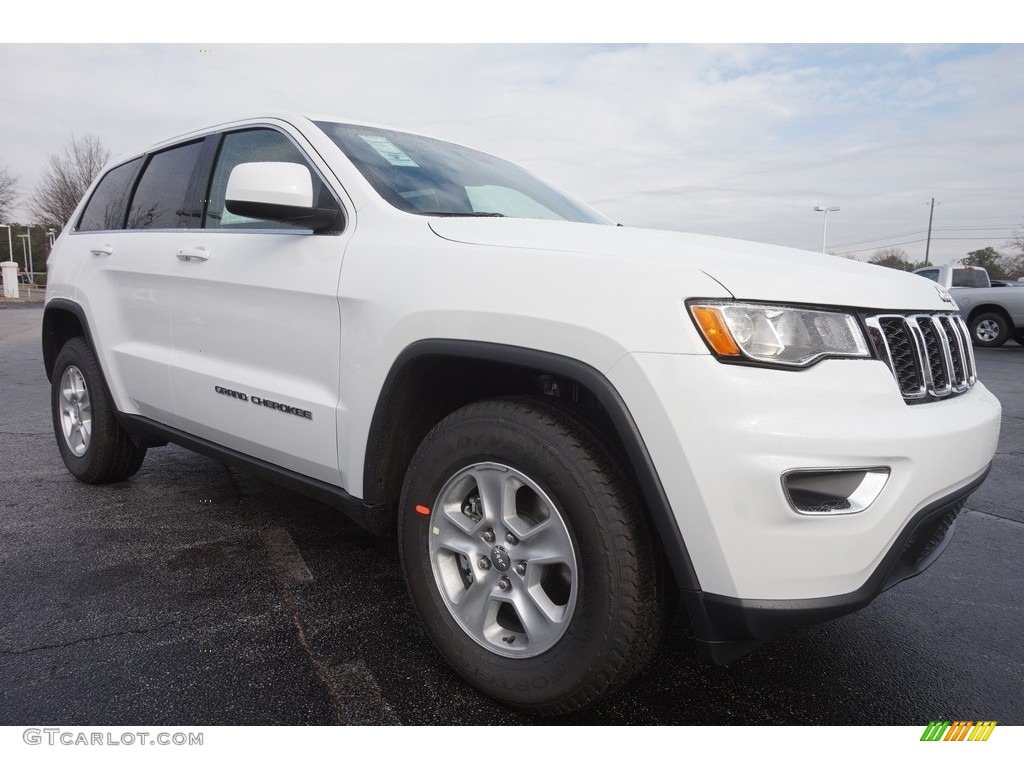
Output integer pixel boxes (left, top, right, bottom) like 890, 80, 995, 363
364, 339, 702, 594
968, 304, 1012, 323
42, 299, 93, 382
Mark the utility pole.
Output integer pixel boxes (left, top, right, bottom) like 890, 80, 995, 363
924, 197, 935, 266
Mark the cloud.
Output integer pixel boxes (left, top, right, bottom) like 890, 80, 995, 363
1, 43, 1021, 264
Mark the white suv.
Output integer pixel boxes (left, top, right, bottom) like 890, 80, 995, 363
43, 114, 1001, 714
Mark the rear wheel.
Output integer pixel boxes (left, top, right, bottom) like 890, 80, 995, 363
398, 397, 666, 715
51, 337, 146, 483
969, 312, 1009, 347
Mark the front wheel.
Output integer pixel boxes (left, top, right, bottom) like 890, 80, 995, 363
969, 312, 1009, 347
398, 398, 666, 715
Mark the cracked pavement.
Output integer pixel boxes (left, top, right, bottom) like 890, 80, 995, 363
1, 305, 1022, 725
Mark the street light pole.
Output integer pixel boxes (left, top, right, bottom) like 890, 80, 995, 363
813, 206, 840, 254
18, 233, 35, 281
26, 229, 34, 282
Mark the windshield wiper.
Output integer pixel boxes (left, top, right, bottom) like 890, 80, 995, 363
417, 211, 505, 217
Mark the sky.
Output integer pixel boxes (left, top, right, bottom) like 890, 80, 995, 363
2, 18, 1022, 268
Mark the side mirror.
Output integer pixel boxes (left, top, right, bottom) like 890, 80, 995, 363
225, 162, 340, 232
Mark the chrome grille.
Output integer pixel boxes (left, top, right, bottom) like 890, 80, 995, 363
865, 313, 976, 402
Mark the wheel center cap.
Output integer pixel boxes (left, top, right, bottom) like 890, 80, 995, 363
490, 545, 511, 572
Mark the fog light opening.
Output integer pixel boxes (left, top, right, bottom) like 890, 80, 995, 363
783, 467, 890, 516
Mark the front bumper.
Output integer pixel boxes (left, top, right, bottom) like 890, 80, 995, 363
606, 352, 1001, 660
685, 469, 986, 663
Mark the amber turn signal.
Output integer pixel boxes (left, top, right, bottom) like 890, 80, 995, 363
691, 306, 742, 357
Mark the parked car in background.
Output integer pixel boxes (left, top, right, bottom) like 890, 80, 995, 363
914, 265, 1024, 347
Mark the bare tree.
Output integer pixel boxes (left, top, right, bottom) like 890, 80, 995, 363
0, 165, 17, 222
869, 247, 916, 271
28, 134, 111, 229
1005, 230, 1024, 280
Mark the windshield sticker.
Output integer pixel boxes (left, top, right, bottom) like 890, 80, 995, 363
359, 135, 419, 167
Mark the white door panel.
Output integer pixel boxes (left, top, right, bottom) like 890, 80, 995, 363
166, 231, 346, 484
70, 231, 175, 419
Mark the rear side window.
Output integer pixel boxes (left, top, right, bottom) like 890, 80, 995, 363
204, 129, 325, 230
77, 159, 142, 232
127, 141, 205, 229
915, 268, 939, 283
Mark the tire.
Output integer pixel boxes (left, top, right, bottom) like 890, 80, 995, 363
51, 337, 146, 483
1013, 332, 1024, 347
968, 312, 1010, 348
398, 397, 665, 715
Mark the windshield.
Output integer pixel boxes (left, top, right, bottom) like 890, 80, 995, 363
315, 121, 612, 225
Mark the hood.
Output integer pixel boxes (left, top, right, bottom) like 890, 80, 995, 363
429, 218, 953, 312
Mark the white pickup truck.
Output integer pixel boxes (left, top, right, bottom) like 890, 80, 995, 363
43, 114, 1002, 714
914, 264, 1024, 347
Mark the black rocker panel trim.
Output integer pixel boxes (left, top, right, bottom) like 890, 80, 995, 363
117, 414, 387, 536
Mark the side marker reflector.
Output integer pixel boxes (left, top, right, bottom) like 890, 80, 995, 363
415, 504, 431, 516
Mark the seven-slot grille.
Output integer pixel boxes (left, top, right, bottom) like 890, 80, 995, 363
865, 313, 977, 402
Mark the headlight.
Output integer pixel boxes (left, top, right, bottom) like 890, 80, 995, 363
688, 301, 870, 367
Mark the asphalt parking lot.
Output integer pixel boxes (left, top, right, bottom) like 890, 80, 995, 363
1, 304, 1022, 726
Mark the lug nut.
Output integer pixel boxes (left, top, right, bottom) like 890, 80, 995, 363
515, 562, 527, 576
505, 532, 519, 545
483, 528, 496, 543
498, 577, 511, 590
478, 557, 491, 570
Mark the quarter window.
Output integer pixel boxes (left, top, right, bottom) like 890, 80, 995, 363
77, 159, 142, 232
127, 141, 204, 229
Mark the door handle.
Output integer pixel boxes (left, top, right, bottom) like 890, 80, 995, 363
176, 247, 210, 262
89, 245, 113, 256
